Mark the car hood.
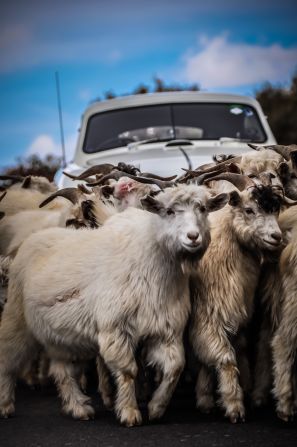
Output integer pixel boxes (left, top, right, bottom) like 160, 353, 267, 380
59, 141, 253, 188
85, 141, 250, 176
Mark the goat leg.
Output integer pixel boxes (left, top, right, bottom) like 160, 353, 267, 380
146, 338, 185, 421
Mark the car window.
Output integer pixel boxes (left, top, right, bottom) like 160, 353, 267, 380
83, 103, 266, 153
172, 104, 266, 142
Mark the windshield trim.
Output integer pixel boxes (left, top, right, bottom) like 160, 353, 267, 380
82, 102, 267, 154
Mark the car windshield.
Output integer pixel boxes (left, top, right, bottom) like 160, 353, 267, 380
83, 103, 267, 153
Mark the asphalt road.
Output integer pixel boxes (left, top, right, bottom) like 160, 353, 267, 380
0, 379, 296, 447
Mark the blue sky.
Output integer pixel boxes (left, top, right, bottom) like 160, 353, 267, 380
1, 0, 297, 168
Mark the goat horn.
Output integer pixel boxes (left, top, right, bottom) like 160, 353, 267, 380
126, 174, 175, 189
194, 171, 226, 186
194, 155, 242, 172
77, 184, 92, 195
0, 191, 7, 202
204, 173, 255, 191
178, 155, 242, 183
86, 171, 126, 186
0, 174, 24, 182
282, 196, 297, 207
193, 164, 240, 186
39, 188, 81, 208
259, 144, 297, 161
63, 164, 115, 180
140, 173, 177, 181
179, 161, 240, 184
87, 171, 175, 190
247, 143, 261, 151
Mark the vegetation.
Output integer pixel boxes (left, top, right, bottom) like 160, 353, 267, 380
2, 154, 61, 182
99, 77, 199, 101
256, 74, 297, 145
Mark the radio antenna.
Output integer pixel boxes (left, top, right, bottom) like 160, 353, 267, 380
55, 71, 66, 168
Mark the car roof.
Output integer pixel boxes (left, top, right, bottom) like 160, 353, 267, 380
83, 92, 260, 117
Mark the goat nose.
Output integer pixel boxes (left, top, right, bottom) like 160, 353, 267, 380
271, 232, 282, 242
187, 231, 199, 241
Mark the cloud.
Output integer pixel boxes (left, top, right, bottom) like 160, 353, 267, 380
180, 34, 297, 88
26, 133, 77, 162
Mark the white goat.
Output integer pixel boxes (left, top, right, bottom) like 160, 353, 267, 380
0, 176, 57, 216
0, 184, 228, 426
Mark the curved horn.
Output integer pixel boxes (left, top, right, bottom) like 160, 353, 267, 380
194, 171, 225, 186
248, 143, 261, 151
194, 155, 242, 172
39, 188, 80, 208
261, 144, 297, 161
191, 163, 241, 186
140, 173, 177, 181
0, 191, 7, 202
0, 174, 24, 182
87, 171, 175, 190
204, 173, 255, 191
63, 164, 115, 180
77, 184, 92, 195
126, 174, 175, 189
86, 170, 127, 186
178, 162, 237, 184
281, 196, 297, 207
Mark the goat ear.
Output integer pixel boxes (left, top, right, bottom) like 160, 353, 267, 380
229, 190, 241, 207
141, 195, 165, 215
22, 176, 31, 188
206, 193, 229, 212
149, 189, 162, 197
277, 162, 289, 179
100, 185, 114, 198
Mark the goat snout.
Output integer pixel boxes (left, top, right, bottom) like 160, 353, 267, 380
270, 232, 282, 243
187, 231, 199, 242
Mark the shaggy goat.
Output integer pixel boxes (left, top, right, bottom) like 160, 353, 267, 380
252, 204, 297, 421
190, 174, 289, 423
0, 184, 228, 426
0, 175, 57, 216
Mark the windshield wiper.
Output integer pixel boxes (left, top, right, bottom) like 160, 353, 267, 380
219, 137, 253, 144
127, 137, 177, 151
127, 137, 193, 170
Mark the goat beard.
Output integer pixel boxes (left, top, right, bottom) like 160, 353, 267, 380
179, 243, 209, 275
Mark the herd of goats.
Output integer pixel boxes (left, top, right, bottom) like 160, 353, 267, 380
0, 143, 297, 427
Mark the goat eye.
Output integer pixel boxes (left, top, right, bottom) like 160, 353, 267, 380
200, 205, 206, 212
167, 208, 175, 216
245, 207, 254, 215
270, 173, 276, 179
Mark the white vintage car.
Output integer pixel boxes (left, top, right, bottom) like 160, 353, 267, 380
56, 91, 276, 187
